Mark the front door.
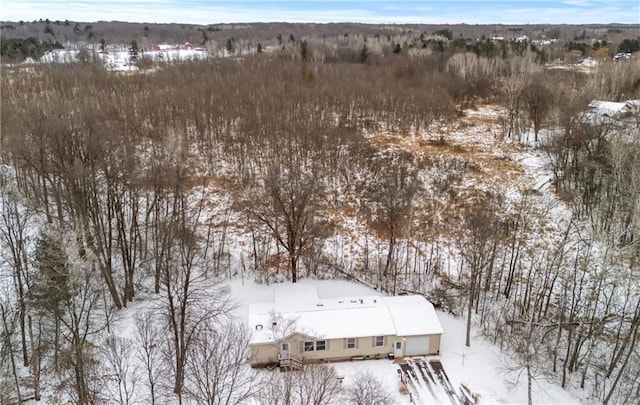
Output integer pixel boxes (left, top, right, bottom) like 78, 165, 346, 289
394, 340, 403, 358
280, 342, 290, 359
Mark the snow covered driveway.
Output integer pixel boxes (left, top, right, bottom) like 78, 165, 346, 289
399, 358, 464, 405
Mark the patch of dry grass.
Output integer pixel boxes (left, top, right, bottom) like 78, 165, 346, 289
363, 104, 537, 239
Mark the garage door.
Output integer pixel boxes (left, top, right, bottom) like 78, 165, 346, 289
405, 336, 430, 356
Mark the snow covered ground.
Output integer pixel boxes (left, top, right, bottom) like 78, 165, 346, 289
1, 96, 606, 403
438, 314, 579, 405
38, 47, 209, 71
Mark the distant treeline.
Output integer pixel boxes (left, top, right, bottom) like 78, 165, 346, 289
1, 20, 639, 67
1, 20, 639, 58
1, 37, 64, 62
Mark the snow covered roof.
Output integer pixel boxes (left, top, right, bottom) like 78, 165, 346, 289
385, 294, 444, 337
588, 100, 627, 117
273, 283, 318, 306
582, 100, 640, 126
625, 100, 640, 109
248, 285, 444, 345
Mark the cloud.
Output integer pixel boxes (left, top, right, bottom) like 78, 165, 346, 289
2, 0, 638, 24
563, 0, 592, 6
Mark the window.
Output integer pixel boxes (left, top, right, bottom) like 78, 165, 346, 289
395, 341, 402, 350
304, 340, 327, 351
375, 336, 385, 347
281, 343, 289, 351
346, 338, 356, 349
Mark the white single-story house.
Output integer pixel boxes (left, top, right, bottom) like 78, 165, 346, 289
586, 100, 640, 122
248, 284, 444, 368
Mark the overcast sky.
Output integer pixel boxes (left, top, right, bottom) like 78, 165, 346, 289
2, 0, 639, 25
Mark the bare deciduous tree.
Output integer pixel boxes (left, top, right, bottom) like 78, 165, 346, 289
135, 311, 166, 405
501, 75, 527, 141
185, 321, 261, 405
459, 196, 501, 347
160, 191, 234, 400
344, 370, 394, 405
102, 334, 140, 405
261, 364, 343, 405
57, 253, 112, 405
501, 316, 545, 405
523, 77, 553, 142
368, 158, 417, 294
249, 164, 321, 283
0, 288, 22, 403
0, 181, 34, 368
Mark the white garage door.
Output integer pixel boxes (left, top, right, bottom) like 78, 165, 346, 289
405, 336, 430, 356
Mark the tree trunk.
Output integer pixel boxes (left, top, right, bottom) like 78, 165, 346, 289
603, 314, 639, 405
527, 363, 533, 405
54, 315, 60, 372
1, 304, 22, 402
173, 356, 184, 395
28, 315, 41, 401
290, 245, 298, 283
74, 342, 89, 405
19, 290, 28, 367
384, 236, 395, 279
466, 268, 476, 347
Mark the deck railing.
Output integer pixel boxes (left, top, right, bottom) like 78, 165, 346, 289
279, 355, 303, 371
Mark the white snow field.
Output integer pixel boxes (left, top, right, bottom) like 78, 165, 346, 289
38, 47, 209, 71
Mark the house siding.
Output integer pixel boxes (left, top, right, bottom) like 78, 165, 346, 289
299, 335, 396, 363
250, 334, 436, 367
430, 334, 441, 354
397, 334, 441, 356
250, 344, 278, 367
249, 333, 309, 367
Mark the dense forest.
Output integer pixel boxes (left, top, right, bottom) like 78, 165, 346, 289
1, 20, 640, 63
1, 22, 640, 404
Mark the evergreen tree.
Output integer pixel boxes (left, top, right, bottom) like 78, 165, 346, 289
0, 37, 64, 63
226, 37, 235, 54
32, 234, 70, 314
129, 39, 139, 61
618, 38, 640, 53
200, 28, 208, 45
359, 44, 369, 64
300, 39, 308, 61
31, 233, 70, 373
